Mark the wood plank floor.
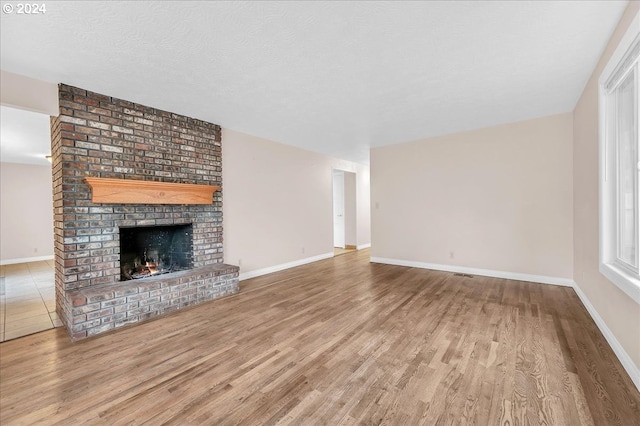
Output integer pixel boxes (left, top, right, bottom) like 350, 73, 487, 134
1, 249, 638, 425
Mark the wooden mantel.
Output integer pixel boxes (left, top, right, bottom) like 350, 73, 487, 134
84, 177, 219, 205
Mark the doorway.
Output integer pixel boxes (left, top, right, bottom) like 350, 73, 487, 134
332, 169, 357, 256
0, 105, 59, 341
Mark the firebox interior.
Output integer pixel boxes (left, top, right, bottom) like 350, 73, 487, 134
120, 224, 194, 280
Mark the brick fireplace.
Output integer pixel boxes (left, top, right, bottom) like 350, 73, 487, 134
51, 84, 239, 340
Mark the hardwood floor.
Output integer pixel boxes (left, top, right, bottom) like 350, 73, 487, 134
334, 247, 356, 257
1, 249, 638, 425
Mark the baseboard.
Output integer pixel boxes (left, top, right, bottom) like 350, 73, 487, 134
239, 252, 334, 281
572, 281, 640, 392
357, 243, 371, 250
369, 257, 574, 287
0, 255, 54, 266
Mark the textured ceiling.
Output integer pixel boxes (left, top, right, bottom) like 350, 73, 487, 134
0, 1, 629, 164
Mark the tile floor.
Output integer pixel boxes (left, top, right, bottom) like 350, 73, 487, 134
0, 259, 62, 342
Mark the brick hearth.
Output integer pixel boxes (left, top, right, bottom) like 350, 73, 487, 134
64, 264, 239, 340
50, 84, 239, 340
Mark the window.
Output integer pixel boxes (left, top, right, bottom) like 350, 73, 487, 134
599, 12, 640, 304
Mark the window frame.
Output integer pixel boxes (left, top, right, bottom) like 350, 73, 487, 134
598, 11, 640, 304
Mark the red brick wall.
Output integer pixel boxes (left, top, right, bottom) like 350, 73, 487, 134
51, 84, 235, 339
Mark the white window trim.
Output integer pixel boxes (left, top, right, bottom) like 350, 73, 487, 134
598, 10, 640, 305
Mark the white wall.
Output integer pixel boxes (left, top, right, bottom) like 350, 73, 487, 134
0, 162, 54, 263
357, 168, 371, 250
0, 70, 58, 116
222, 128, 370, 277
370, 113, 574, 282
344, 171, 357, 247
0, 71, 56, 264
332, 169, 345, 248
573, 2, 640, 381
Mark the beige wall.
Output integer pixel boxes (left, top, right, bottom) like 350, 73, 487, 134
0, 162, 54, 263
371, 113, 573, 280
573, 2, 640, 372
222, 129, 370, 276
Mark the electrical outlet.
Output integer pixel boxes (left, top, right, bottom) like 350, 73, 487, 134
449, 251, 454, 259
238, 258, 242, 266
301, 247, 305, 254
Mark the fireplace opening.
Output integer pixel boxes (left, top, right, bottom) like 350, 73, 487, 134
120, 224, 194, 281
